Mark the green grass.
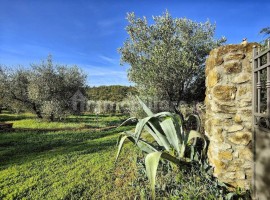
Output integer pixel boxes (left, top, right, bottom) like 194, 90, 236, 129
0, 112, 251, 199
0, 112, 141, 200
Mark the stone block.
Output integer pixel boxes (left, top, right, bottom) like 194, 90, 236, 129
232, 73, 251, 84
228, 180, 249, 190
224, 61, 242, 74
245, 169, 253, 180
218, 150, 233, 161
236, 171, 246, 180
205, 51, 218, 75
237, 85, 252, 98
234, 115, 242, 123
239, 99, 252, 107
227, 125, 244, 133
213, 85, 237, 101
211, 127, 224, 142
238, 147, 252, 160
211, 158, 227, 176
207, 68, 220, 87
242, 161, 252, 169
223, 172, 236, 179
228, 132, 252, 145
224, 53, 245, 62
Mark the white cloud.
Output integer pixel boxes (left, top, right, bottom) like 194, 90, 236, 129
80, 64, 131, 86
99, 55, 119, 65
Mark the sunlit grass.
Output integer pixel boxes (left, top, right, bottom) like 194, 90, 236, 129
0, 112, 142, 200
1, 112, 127, 129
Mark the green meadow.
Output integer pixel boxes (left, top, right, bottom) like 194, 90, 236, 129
0, 112, 143, 200
0, 112, 251, 199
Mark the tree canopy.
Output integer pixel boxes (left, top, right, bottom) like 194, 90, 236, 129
119, 11, 226, 106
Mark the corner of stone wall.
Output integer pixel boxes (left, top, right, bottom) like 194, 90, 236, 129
205, 43, 257, 190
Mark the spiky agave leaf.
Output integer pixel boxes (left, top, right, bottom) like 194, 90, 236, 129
145, 151, 192, 200
115, 132, 158, 163
160, 117, 180, 156
117, 117, 138, 128
115, 134, 129, 163
144, 124, 164, 146
136, 96, 154, 116
134, 112, 176, 143
179, 130, 206, 158
171, 113, 184, 143
185, 114, 202, 145
145, 122, 171, 151
145, 152, 162, 200
188, 130, 207, 155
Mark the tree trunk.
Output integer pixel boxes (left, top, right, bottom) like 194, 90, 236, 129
49, 113, 54, 122
32, 103, 43, 119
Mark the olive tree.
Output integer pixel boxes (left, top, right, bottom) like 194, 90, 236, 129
119, 11, 226, 107
260, 27, 270, 48
1, 56, 87, 120
260, 27, 270, 37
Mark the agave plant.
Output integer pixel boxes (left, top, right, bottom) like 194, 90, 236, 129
115, 97, 207, 199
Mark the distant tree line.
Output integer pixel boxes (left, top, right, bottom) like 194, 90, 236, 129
86, 85, 137, 102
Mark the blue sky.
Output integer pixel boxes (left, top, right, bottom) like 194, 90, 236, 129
0, 0, 269, 86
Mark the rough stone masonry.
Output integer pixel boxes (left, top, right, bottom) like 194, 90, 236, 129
205, 43, 256, 190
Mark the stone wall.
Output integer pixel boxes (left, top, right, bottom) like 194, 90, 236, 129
205, 43, 256, 190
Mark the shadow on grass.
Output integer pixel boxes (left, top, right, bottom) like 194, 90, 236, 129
65, 114, 128, 125
0, 114, 35, 122
0, 126, 133, 168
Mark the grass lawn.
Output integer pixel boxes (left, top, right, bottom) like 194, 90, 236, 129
0, 112, 251, 200
0, 112, 142, 200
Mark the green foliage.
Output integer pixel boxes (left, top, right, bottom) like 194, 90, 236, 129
86, 85, 137, 102
1, 56, 87, 121
260, 27, 270, 37
119, 10, 226, 105
116, 97, 206, 199
259, 27, 270, 48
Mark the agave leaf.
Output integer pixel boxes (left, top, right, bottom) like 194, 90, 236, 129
115, 134, 129, 163
136, 96, 154, 116
134, 116, 154, 142
179, 143, 186, 158
225, 192, 236, 200
145, 152, 162, 200
172, 114, 184, 143
147, 120, 171, 151
136, 139, 158, 154
126, 135, 158, 153
160, 117, 180, 156
117, 117, 138, 128
144, 124, 163, 146
187, 130, 205, 144
153, 111, 174, 118
145, 151, 192, 199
